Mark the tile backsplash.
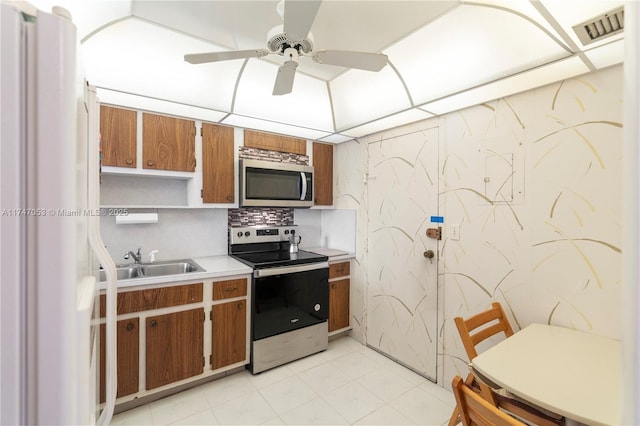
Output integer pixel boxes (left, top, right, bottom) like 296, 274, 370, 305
228, 207, 294, 227
239, 146, 308, 165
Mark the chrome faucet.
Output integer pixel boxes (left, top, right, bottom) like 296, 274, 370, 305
124, 246, 142, 264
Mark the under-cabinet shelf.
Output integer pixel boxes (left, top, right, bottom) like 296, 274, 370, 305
102, 166, 194, 180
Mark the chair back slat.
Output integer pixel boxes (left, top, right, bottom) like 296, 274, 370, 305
454, 302, 514, 361
452, 375, 524, 426
470, 322, 511, 348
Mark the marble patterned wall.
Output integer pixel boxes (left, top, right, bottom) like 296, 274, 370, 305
334, 64, 623, 389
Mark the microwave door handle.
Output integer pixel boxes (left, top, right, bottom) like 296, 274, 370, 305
300, 172, 307, 201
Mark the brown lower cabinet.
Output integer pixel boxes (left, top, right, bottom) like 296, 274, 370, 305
99, 279, 249, 402
329, 261, 351, 332
146, 308, 204, 390
329, 279, 350, 332
99, 318, 139, 403
211, 300, 246, 370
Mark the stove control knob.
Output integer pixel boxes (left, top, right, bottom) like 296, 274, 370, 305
237, 232, 243, 238
284, 230, 290, 234
244, 231, 251, 237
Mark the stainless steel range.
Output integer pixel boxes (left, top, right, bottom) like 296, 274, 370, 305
228, 225, 329, 374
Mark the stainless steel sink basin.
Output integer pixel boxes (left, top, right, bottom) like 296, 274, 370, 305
99, 266, 142, 281
99, 259, 205, 282
140, 262, 203, 277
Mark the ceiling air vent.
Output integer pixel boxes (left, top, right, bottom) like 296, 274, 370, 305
573, 6, 624, 46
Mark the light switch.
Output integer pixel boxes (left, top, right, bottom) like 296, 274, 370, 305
450, 224, 460, 240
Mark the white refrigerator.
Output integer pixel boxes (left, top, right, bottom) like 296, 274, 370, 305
1, 2, 118, 425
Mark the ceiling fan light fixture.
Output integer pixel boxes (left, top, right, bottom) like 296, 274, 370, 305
267, 24, 314, 54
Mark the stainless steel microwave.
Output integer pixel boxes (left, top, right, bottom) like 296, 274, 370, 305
240, 159, 314, 208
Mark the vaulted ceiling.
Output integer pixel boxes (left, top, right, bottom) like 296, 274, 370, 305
31, 0, 625, 142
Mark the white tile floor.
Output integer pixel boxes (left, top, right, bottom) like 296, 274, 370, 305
111, 337, 455, 426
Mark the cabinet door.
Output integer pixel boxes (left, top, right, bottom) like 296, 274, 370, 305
313, 142, 334, 205
211, 300, 246, 370
244, 129, 306, 155
329, 279, 350, 332
142, 113, 196, 172
146, 308, 204, 389
202, 123, 235, 203
100, 105, 137, 168
100, 318, 139, 402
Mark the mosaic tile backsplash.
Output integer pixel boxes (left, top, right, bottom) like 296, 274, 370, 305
238, 146, 308, 165
228, 207, 294, 227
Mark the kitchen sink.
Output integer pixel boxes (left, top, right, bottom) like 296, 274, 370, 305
99, 266, 142, 281
99, 259, 205, 282
139, 262, 203, 277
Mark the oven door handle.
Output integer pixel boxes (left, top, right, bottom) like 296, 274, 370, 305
254, 261, 329, 278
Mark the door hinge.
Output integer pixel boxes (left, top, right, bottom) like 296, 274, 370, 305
209, 310, 212, 321
201, 189, 203, 199
203, 356, 205, 367
209, 354, 212, 366
203, 311, 206, 322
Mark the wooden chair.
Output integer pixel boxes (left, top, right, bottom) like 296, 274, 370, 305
452, 375, 525, 426
448, 302, 564, 426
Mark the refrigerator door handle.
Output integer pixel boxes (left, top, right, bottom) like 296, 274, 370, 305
85, 85, 117, 426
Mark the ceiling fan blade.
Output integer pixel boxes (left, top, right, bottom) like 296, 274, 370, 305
272, 60, 298, 96
184, 49, 269, 64
283, 0, 322, 40
312, 50, 388, 72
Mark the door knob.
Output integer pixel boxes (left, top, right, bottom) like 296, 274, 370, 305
423, 250, 435, 263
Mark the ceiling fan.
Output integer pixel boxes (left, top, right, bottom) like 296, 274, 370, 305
184, 0, 388, 96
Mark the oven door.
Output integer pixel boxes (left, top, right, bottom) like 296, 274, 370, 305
252, 262, 328, 341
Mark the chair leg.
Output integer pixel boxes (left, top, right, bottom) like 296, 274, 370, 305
447, 406, 461, 426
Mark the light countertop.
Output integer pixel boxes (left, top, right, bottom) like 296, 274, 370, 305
304, 247, 355, 261
100, 249, 354, 290
99, 255, 252, 290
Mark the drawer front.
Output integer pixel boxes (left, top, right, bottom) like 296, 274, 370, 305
100, 283, 203, 316
329, 261, 350, 279
213, 278, 248, 300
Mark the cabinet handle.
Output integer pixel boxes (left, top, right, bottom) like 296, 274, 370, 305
126, 322, 135, 331
237, 302, 244, 310
224, 287, 238, 292
150, 320, 158, 328
126, 159, 133, 165
226, 195, 232, 202
147, 160, 154, 166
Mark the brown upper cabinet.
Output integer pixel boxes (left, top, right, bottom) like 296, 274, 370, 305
313, 142, 334, 206
100, 105, 137, 168
143, 113, 196, 172
244, 129, 306, 155
202, 123, 235, 204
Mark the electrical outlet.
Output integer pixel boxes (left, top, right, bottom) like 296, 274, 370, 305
450, 224, 460, 240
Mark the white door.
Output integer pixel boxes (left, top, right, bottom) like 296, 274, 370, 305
366, 124, 439, 380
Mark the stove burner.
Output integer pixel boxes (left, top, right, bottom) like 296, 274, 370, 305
231, 249, 327, 269
229, 225, 327, 268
